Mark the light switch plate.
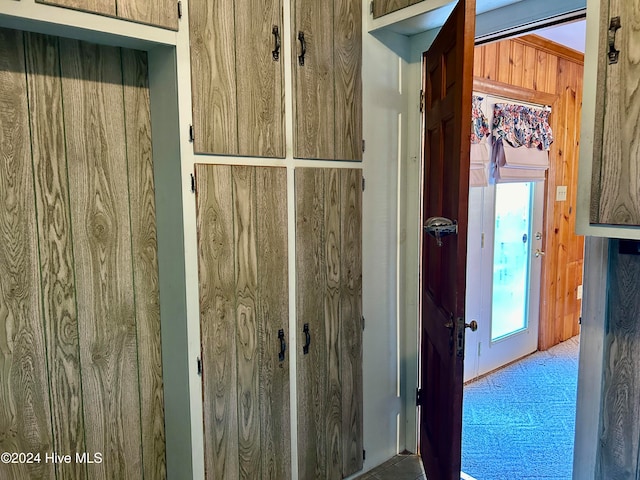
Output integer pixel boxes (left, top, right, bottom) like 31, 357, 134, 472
556, 185, 568, 202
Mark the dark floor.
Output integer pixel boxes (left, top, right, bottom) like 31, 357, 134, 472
354, 454, 426, 480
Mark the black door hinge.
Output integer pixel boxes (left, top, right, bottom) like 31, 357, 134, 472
189, 124, 194, 143
362, 177, 365, 191
197, 357, 202, 376
363, 449, 366, 461
177, 0, 182, 18
362, 139, 366, 153
362, 316, 365, 330
191, 173, 196, 194
419, 89, 425, 113
416, 388, 422, 406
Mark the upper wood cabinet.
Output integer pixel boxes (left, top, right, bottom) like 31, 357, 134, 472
588, 0, 640, 226
189, 0, 285, 158
371, 0, 423, 19
188, 0, 362, 161
35, 0, 179, 30
292, 0, 362, 160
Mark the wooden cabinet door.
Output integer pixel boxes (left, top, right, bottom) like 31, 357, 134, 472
195, 164, 291, 480
372, 0, 423, 19
189, 0, 285, 157
35, 0, 178, 30
295, 168, 363, 479
590, 0, 640, 225
292, 0, 362, 161
372, 0, 408, 18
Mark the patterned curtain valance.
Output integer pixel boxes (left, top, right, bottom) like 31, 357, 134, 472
471, 95, 490, 144
492, 103, 553, 150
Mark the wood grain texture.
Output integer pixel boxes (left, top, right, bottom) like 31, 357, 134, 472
256, 167, 290, 480
295, 168, 328, 479
324, 169, 343, 479
24, 32, 86, 480
598, 240, 640, 478
234, 0, 285, 158
195, 164, 239, 480
474, 36, 585, 351
0, 27, 55, 480
117, 0, 178, 30
293, 0, 335, 159
334, 0, 362, 161
189, 0, 238, 154
590, 0, 640, 225
340, 170, 363, 477
372, 0, 408, 18
231, 167, 261, 479
121, 48, 167, 480
60, 39, 143, 480
35, 0, 115, 16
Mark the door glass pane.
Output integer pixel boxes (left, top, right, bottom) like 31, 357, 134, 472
491, 182, 533, 341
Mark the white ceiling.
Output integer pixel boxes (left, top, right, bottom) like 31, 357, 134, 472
533, 19, 586, 53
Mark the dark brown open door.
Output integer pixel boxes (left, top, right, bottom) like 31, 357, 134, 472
419, 1, 475, 479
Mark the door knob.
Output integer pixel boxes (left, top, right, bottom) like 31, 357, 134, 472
535, 249, 545, 258
424, 217, 458, 247
465, 320, 478, 332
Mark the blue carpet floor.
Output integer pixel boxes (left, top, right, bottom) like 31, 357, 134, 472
462, 336, 579, 480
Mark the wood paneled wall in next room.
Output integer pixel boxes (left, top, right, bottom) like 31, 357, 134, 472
473, 34, 584, 350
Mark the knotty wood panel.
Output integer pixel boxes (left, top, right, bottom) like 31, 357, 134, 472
60, 39, 143, 479
121, 48, 167, 480
334, 0, 362, 161
256, 167, 290, 480
118, 0, 178, 30
474, 35, 584, 350
195, 164, 239, 480
0, 27, 55, 480
232, 167, 262, 479
36, 0, 115, 16
590, 0, 640, 225
598, 240, 640, 477
235, 0, 285, 157
340, 169, 363, 477
24, 32, 86, 480
189, 0, 238, 155
293, 0, 335, 159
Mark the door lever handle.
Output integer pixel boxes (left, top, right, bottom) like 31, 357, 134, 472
535, 249, 545, 258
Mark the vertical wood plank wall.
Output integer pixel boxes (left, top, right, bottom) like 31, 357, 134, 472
0, 28, 166, 480
474, 35, 584, 350
0, 28, 56, 480
295, 168, 363, 479
195, 164, 291, 480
